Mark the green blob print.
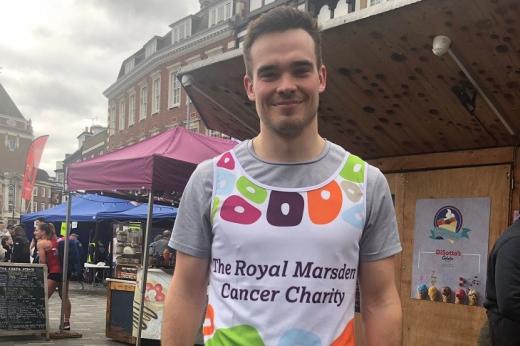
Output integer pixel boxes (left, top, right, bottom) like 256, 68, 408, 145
206, 325, 265, 346
339, 155, 366, 183
211, 197, 220, 223
236, 176, 267, 204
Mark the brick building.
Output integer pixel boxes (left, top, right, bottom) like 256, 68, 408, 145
104, 0, 242, 150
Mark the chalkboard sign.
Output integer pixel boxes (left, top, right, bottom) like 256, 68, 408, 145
0, 263, 50, 339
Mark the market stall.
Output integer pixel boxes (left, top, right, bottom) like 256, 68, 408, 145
66, 127, 237, 344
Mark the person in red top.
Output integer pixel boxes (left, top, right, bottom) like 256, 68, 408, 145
35, 222, 71, 330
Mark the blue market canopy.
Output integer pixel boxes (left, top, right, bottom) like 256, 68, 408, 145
97, 203, 177, 220
21, 193, 136, 222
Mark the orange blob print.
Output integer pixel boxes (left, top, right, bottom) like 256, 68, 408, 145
203, 304, 215, 336
308, 180, 343, 224
331, 318, 355, 346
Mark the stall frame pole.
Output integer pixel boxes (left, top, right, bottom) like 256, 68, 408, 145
136, 191, 154, 345
60, 191, 72, 331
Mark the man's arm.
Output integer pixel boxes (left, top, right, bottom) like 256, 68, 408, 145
495, 237, 520, 322
359, 256, 402, 346
162, 252, 209, 346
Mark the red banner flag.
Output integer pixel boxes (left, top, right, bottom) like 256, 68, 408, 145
22, 135, 49, 201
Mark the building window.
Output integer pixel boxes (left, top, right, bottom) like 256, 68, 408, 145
172, 21, 191, 44
369, 0, 384, 5
40, 203, 45, 211
6, 135, 18, 152
187, 120, 199, 132
109, 104, 116, 135
169, 70, 181, 108
33, 187, 37, 197
128, 93, 136, 126
119, 100, 126, 130
140, 86, 148, 120
210, 1, 233, 26
145, 40, 157, 58
250, 0, 262, 11
124, 59, 134, 74
152, 77, 161, 114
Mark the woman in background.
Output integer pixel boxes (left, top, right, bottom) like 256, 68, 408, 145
35, 222, 71, 330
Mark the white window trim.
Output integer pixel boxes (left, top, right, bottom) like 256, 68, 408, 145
128, 92, 136, 126
145, 40, 157, 58
151, 76, 161, 115
168, 70, 181, 109
119, 99, 126, 130
209, 1, 233, 27
139, 85, 148, 121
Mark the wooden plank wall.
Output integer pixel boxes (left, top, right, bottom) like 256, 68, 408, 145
351, 146, 519, 345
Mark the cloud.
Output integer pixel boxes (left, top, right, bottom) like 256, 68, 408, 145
0, 0, 200, 175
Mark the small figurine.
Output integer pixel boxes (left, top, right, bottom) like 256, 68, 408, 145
468, 289, 478, 306
441, 286, 452, 303
455, 288, 466, 304
428, 286, 439, 302
417, 284, 428, 300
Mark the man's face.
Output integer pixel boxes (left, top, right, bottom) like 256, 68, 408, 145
34, 228, 42, 240
244, 29, 326, 138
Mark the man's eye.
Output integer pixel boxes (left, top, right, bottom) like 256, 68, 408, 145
294, 69, 310, 76
260, 72, 277, 80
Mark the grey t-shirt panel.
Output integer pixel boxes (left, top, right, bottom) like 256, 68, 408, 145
170, 140, 401, 262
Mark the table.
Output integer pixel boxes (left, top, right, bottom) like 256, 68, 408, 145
84, 263, 110, 287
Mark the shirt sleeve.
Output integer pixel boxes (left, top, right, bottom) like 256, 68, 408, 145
359, 165, 402, 262
495, 236, 520, 321
169, 159, 214, 258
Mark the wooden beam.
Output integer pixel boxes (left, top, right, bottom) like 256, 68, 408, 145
368, 147, 516, 173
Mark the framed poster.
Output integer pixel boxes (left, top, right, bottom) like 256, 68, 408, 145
411, 198, 490, 306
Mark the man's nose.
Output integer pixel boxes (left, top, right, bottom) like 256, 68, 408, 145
276, 74, 297, 95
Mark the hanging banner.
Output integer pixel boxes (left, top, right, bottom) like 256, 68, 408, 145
411, 198, 490, 306
21, 135, 49, 201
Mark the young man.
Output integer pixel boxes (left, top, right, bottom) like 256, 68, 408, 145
163, 6, 402, 345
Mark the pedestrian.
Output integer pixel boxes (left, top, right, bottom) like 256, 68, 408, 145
162, 6, 402, 346
484, 218, 520, 345
30, 217, 46, 263
35, 222, 72, 330
10, 224, 30, 263
1, 235, 12, 262
0, 220, 12, 244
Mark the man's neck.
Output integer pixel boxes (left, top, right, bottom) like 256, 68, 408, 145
252, 131, 325, 163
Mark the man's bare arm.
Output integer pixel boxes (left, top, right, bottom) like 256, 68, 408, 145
162, 252, 209, 346
359, 256, 402, 346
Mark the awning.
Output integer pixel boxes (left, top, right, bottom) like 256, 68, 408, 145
179, 0, 520, 159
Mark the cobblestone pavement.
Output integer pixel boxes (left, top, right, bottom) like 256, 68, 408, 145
0, 282, 128, 346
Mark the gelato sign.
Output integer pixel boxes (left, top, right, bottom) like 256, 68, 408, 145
430, 206, 472, 242
411, 198, 490, 306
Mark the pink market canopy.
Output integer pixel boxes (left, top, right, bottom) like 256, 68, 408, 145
67, 127, 237, 193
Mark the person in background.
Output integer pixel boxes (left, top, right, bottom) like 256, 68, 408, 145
30, 217, 46, 263
11, 224, 30, 263
36, 222, 72, 330
1, 235, 12, 262
484, 218, 520, 345
0, 221, 12, 244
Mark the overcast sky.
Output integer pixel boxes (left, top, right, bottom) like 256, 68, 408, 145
0, 0, 200, 175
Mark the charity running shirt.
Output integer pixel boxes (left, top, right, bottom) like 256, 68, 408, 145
170, 140, 401, 346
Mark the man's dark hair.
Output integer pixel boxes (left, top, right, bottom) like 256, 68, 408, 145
243, 6, 322, 77
36, 217, 46, 223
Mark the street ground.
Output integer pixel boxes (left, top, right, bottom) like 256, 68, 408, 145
0, 282, 130, 346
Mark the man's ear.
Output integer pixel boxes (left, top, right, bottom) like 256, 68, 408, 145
318, 64, 327, 93
244, 74, 256, 101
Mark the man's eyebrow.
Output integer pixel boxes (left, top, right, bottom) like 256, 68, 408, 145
257, 64, 278, 74
291, 60, 314, 68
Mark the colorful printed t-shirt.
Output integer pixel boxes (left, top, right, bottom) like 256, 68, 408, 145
170, 140, 401, 346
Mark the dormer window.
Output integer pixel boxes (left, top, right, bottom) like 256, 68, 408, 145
124, 59, 135, 74
145, 40, 157, 58
209, 1, 232, 27
172, 20, 192, 44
